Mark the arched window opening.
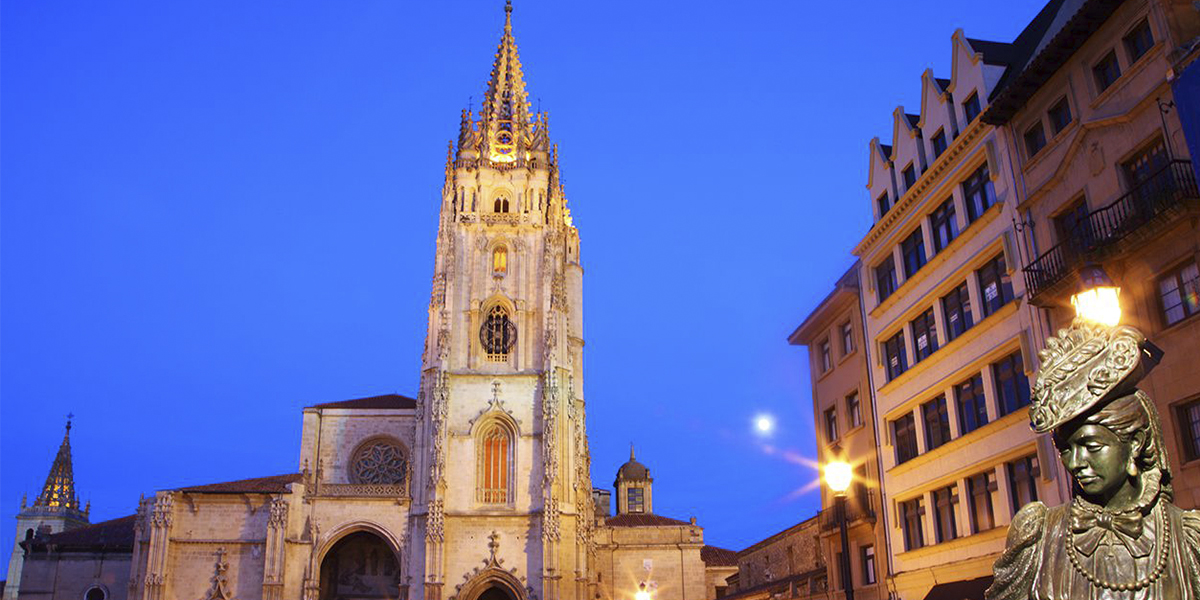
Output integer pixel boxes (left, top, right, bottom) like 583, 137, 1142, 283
494, 197, 510, 213
85, 587, 106, 600
480, 306, 516, 361
24, 528, 34, 541
472, 190, 477, 212
492, 246, 508, 276
318, 532, 399, 600
478, 423, 512, 504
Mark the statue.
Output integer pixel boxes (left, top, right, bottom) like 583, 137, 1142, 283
987, 320, 1200, 599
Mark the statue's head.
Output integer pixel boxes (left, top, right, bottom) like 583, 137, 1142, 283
1032, 319, 1170, 508
1053, 392, 1169, 507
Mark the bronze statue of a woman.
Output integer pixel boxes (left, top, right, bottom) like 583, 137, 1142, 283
987, 320, 1200, 599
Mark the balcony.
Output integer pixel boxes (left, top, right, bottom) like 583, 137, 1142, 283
817, 495, 877, 533
1024, 160, 1200, 305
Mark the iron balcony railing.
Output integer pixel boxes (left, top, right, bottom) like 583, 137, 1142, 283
1024, 159, 1199, 304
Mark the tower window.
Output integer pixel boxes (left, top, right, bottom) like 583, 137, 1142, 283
480, 306, 516, 359
627, 487, 645, 513
478, 423, 512, 504
85, 587, 107, 600
493, 196, 510, 213
492, 246, 508, 275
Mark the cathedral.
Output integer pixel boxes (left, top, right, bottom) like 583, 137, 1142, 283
3, 5, 736, 600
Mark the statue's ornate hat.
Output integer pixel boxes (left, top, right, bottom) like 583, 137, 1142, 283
1029, 320, 1161, 433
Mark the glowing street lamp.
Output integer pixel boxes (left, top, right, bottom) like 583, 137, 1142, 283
1071, 264, 1121, 326
634, 582, 652, 600
823, 458, 855, 600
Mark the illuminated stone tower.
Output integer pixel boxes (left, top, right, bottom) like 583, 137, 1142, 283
4, 418, 90, 600
409, 3, 594, 599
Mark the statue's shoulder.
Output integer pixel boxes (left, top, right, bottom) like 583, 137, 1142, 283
1007, 501, 1050, 544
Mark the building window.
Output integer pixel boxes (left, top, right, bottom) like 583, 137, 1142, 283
1177, 399, 1200, 462
900, 497, 926, 551
962, 91, 981, 124
1024, 122, 1046, 157
911, 308, 939, 362
350, 437, 408, 486
861, 545, 876, 584
962, 163, 996, 223
825, 407, 839, 443
875, 256, 898, 304
955, 374, 989, 434
819, 339, 832, 373
967, 471, 996, 533
902, 163, 917, 190
481, 306, 517, 359
478, 422, 512, 503
847, 392, 863, 428
1054, 198, 1090, 244
993, 351, 1030, 417
932, 485, 959, 543
883, 331, 908, 382
976, 253, 1014, 317
492, 246, 508, 275
493, 196, 510, 213
627, 486, 645, 513
1007, 456, 1040, 514
85, 588, 107, 600
893, 413, 918, 464
922, 395, 951, 450
929, 198, 959, 254
901, 228, 927, 278
841, 321, 855, 355
1160, 261, 1200, 326
877, 191, 891, 218
1124, 19, 1154, 63
1048, 97, 1072, 135
942, 281, 974, 342
931, 129, 948, 159
1093, 50, 1122, 93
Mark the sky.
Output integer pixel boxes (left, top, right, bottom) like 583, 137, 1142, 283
1, 0, 1050, 557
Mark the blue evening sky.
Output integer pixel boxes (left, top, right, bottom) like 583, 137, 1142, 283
1, 0, 1046, 556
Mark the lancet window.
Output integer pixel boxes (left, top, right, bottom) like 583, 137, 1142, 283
481, 305, 516, 360
494, 196, 510, 213
478, 422, 512, 503
492, 246, 508, 275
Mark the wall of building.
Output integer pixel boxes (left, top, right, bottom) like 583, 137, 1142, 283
16, 552, 131, 600
593, 524, 707, 600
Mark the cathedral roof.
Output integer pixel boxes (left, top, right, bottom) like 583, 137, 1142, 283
178, 473, 303, 494
307, 393, 417, 410
32, 417, 83, 516
701, 545, 738, 567
604, 513, 692, 528
22, 515, 136, 553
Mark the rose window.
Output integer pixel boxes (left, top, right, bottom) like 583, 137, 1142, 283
350, 439, 407, 485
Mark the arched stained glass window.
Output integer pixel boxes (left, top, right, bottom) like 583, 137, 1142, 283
480, 306, 516, 359
478, 423, 511, 503
493, 246, 508, 275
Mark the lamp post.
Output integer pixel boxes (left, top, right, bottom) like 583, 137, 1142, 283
824, 460, 855, 600
1071, 264, 1121, 326
634, 582, 651, 600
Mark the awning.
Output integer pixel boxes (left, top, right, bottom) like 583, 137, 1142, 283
922, 575, 994, 600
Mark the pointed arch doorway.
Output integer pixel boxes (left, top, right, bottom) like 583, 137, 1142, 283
318, 531, 401, 600
477, 586, 516, 600
457, 570, 527, 600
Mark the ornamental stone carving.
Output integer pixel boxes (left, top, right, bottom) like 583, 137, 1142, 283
350, 437, 408, 486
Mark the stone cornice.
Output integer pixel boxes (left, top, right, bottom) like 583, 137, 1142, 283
854, 117, 989, 257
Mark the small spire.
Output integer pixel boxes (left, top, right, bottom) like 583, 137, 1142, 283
630, 443, 635, 461
33, 415, 82, 513
505, 0, 513, 31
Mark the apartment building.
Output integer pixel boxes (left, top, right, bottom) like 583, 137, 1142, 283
982, 0, 1200, 507
788, 264, 890, 600
851, 7, 1076, 598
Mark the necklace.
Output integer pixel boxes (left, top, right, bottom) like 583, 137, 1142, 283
1065, 504, 1169, 592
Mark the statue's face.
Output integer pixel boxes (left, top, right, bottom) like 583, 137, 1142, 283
1057, 423, 1133, 500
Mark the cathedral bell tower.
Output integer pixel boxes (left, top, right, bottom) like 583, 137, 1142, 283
409, 3, 594, 599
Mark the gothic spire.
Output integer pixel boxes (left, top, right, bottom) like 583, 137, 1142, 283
33, 416, 81, 512
479, 0, 532, 163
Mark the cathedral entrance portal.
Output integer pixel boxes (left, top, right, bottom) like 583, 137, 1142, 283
318, 531, 401, 600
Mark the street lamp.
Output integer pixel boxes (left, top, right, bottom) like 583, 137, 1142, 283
823, 460, 855, 600
1071, 264, 1121, 326
634, 582, 651, 600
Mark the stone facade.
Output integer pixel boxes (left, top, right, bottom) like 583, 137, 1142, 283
788, 264, 890, 600
719, 517, 824, 600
